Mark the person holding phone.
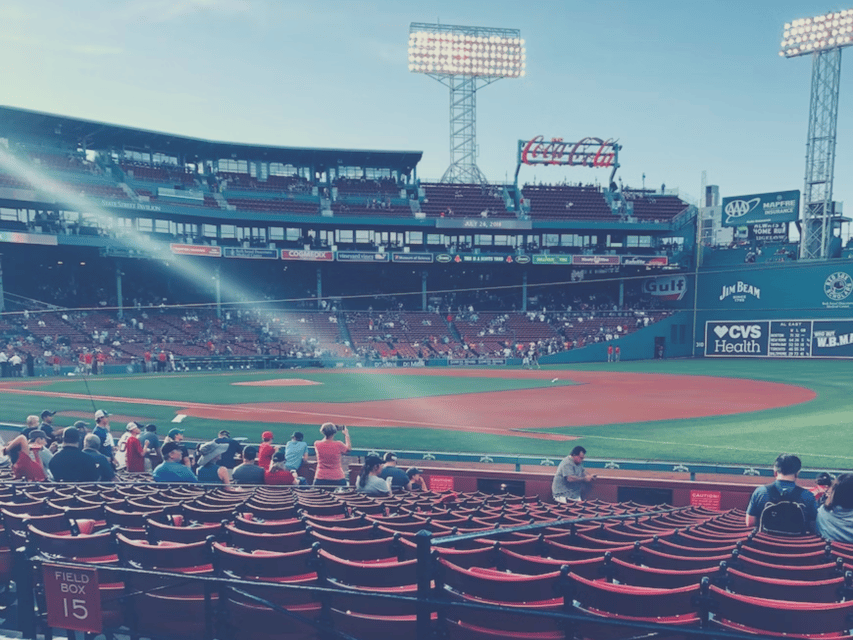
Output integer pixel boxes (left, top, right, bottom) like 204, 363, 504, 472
313, 422, 351, 488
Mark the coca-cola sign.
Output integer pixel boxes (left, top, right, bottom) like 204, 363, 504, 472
518, 136, 619, 168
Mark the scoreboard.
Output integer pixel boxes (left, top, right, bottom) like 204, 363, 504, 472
705, 319, 853, 358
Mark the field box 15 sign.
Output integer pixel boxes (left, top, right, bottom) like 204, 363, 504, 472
721, 190, 800, 227
44, 564, 101, 633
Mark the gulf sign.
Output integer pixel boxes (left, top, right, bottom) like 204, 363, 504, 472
643, 275, 687, 301
705, 321, 769, 357
721, 190, 799, 227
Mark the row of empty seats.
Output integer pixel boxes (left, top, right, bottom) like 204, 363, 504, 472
0, 481, 846, 638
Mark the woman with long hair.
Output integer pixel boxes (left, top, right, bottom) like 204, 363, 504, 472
816, 472, 853, 542
355, 455, 391, 496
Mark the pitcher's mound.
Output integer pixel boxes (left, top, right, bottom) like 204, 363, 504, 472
232, 379, 321, 387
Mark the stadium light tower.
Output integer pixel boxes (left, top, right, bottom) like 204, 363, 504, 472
408, 23, 525, 184
780, 9, 853, 260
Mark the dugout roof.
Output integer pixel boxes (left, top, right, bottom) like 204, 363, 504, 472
0, 105, 423, 173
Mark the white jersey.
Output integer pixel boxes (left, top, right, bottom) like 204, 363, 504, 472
115, 432, 132, 468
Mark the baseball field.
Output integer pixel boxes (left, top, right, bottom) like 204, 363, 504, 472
0, 358, 849, 469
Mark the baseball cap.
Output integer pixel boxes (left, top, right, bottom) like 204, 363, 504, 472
40, 410, 56, 419
126, 422, 141, 432
218, 430, 230, 438
262, 430, 274, 440
383, 452, 397, 463
74, 421, 88, 430
161, 442, 182, 458
406, 467, 423, 478
167, 428, 184, 439
272, 450, 286, 463
62, 426, 80, 444
94, 409, 109, 420
27, 430, 47, 442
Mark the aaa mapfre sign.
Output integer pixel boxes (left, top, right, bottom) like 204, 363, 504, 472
44, 564, 102, 633
518, 136, 619, 168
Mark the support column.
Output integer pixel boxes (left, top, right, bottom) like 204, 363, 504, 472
115, 261, 124, 320
521, 271, 528, 312
214, 265, 222, 319
619, 280, 624, 308
421, 271, 428, 311
317, 267, 323, 310
0, 254, 4, 313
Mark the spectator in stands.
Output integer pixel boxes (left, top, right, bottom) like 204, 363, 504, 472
214, 429, 243, 470
124, 422, 146, 473
407, 467, 427, 491
745, 454, 817, 530
4, 432, 47, 481
265, 450, 298, 485
196, 441, 231, 484
153, 442, 198, 483
164, 428, 191, 467
82, 434, 115, 482
38, 410, 56, 443
140, 424, 162, 471
21, 414, 41, 441
552, 445, 596, 502
93, 410, 115, 463
811, 472, 834, 504
49, 427, 99, 482
355, 455, 392, 496
313, 423, 351, 488
380, 452, 411, 491
258, 431, 276, 471
232, 446, 265, 485
816, 473, 853, 542
285, 431, 308, 474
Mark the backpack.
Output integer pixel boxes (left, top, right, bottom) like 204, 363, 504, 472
758, 484, 808, 536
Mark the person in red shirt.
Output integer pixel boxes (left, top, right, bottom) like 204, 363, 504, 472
4, 432, 46, 482
83, 351, 93, 375
157, 350, 167, 373
143, 351, 152, 373
265, 450, 297, 485
124, 422, 146, 472
258, 431, 275, 471
313, 423, 352, 488
96, 351, 107, 374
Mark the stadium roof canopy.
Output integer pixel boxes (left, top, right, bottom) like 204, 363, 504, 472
0, 105, 423, 173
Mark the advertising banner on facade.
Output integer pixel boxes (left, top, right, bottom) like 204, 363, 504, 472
336, 251, 389, 263
280, 249, 334, 262
392, 252, 433, 264
721, 190, 799, 227
572, 255, 620, 266
705, 321, 770, 357
811, 319, 853, 358
170, 244, 221, 257
222, 247, 278, 260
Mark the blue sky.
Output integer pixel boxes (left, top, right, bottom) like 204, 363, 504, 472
1, 0, 851, 208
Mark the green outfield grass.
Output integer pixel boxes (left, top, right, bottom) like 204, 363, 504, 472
0, 359, 850, 469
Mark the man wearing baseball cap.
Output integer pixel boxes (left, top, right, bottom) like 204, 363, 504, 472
38, 410, 56, 442
164, 428, 191, 467
93, 409, 116, 466
258, 430, 275, 471
152, 442, 198, 483
380, 452, 411, 491
123, 422, 146, 473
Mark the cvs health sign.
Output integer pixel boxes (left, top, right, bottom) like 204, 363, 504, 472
705, 321, 769, 357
